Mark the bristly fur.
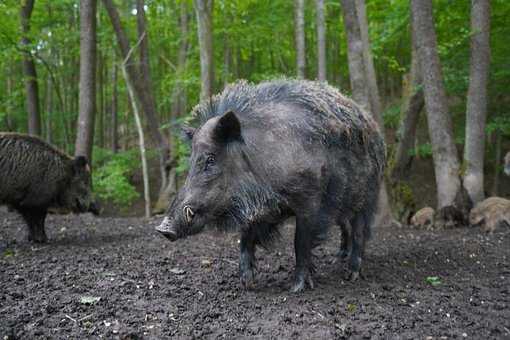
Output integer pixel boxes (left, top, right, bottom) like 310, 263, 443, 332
0, 132, 73, 161
208, 143, 287, 248
191, 79, 385, 174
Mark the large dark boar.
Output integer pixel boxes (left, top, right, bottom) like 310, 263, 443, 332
0, 133, 98, 243
156, 80, 385, 292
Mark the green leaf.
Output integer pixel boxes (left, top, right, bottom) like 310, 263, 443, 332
346, 303, 356, 313
425, 276, 442, 286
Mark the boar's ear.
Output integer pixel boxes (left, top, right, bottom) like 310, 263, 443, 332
181, 125, 196, 141
214, 111, 242, 143
72, 156, 90, 174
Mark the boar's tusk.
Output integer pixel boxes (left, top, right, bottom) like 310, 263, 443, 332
183, 206, 194, 225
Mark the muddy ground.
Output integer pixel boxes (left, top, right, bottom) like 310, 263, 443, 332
1, 208, 509, 339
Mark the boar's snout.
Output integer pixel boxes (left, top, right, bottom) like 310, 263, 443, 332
156, 216, 179, 241
89, 201, 100, 215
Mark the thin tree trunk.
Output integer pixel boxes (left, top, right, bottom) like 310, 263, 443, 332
5, 70, 15, 131
294, 0, 306, 79
411, 0, 462, 209
97, 49, 105, 148
75, 0, 97, 161
194, 0, 214, 101
111, 63, 119, 153
341, 0, 369, 110
356, 0, 382, 126
392, 41, 424, 179
463, 0, 491, 204
102, 0, 171, 201
20, 0, 41, 136
342, 0, 395, 226
122, 62, 151, 218
223, 33, 231, 87
315, 0, 326, 82
45, 76, 52, 143
171, 0, 189, 117
491, 131, 501, 196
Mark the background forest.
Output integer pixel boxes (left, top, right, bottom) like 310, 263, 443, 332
0, 0, 509, 220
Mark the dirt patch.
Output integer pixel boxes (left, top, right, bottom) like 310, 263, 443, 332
1, 208, 509, 339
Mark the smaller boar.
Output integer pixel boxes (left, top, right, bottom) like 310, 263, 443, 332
469, 197, 510, 233
410, 207, 435, 229
505, 152, 510, 176
0, 133, 98, 242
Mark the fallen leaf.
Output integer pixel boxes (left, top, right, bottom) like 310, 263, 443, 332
425, 276, 442, 286
169, 268, 185, 275
80, 296, 101, 305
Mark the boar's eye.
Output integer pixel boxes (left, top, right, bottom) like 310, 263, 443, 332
204, 154, 216, 171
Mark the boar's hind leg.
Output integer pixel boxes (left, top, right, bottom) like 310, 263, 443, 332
19, 208, 48, 243
336, 221, 351, 259
239, 228, 257, 289
291, 214, 322, 293
348, 213, 370, 281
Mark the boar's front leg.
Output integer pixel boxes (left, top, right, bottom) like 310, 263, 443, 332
239, 228, 257, 289
19, 207, 48, 243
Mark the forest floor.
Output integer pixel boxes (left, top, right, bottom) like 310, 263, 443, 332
1, 208, 510, 339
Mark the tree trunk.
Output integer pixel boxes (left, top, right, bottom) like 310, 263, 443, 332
45, 76, 53, 143
194, 0, 214, 101
111, 63, 119, 153
392, 40, 424, 180
102, 0, 172, 205
121, 62, 151, 218
20, 0, 41, 136
315, 0, 326, 82
354, 0, 395, 226
341, 0, 369, 110
463, 0, 491, 204
356, 0, 383, 127
223, 33, 231, 87
171, 0, 189, 117
491, 131, 501, 196
75, 0, 97, 161
5, 70, 15, 131
97, 49, 105, 148
411, 0, 462, 209
342, 0, 395, 226
294, 0, 306, 79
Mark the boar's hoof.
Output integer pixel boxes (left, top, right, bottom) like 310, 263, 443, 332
28, 232, 48, 244
336, 249, 350, 260
240, 268, 255, 290
348, 271, 364, 282
290, 272, 314, 293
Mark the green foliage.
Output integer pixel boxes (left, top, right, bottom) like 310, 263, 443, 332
92, 149, 141, 207
487, 115, 510, 136
382, 104, 401, 130
390, 181, 416, 223
409, 143, 433, 159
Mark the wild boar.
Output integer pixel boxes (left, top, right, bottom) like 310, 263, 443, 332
156, 80, 385, 292
469, 197, 510, 233
0, 133, 98, 242
410, 207, 435, 229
